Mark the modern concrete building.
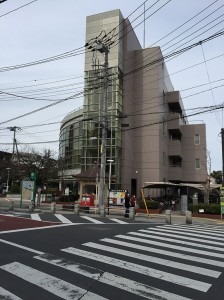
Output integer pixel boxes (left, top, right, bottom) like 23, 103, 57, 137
59, 9, 207, 198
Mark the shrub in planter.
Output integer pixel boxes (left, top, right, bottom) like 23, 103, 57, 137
139, 200, 159, 209
189, 203, 220, 214
58, 194, 80, 202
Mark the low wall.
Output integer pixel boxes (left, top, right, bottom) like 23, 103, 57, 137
136, 208, 162, 214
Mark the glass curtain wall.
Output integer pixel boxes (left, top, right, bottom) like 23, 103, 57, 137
82, 67, 123, 187
59, 120, 82, 170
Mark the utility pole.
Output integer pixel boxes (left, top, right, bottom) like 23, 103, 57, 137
222, 128, 224, 183
95, 41, 109, 217
7, 126, 21, 156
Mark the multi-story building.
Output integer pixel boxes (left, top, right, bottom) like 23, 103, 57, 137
59, 9, 207, 198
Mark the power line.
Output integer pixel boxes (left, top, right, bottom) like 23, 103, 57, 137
0, 0, 38, 18
0, 30, 223, 126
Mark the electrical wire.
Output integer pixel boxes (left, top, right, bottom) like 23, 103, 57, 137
0, 0, 37, 18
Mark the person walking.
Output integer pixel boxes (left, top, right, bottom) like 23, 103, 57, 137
130, 194, 136, 207
124, 192, 130, 218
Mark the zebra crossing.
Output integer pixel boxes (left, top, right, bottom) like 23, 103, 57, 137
1, 224, 224, 299
0, 212, 133, 224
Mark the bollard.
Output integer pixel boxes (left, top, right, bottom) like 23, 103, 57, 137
51, 202, 56, 214
129, 207, 135, 220
186, 210, 192, 224
9, 200, 14, 211
29, 202, 34, 213
74, 204, 80, 215
165, 210, 171, 224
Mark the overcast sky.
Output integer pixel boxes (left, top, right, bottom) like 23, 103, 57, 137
0, 0, 224, 172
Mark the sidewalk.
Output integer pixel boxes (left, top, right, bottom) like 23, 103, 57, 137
1, 197, 224, 226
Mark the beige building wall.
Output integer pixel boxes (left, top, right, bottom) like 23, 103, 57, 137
181, 124, 207, 182
59, 9, 208, 198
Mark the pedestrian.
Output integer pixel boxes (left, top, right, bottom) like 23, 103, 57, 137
130, 194, 136, 207
124, 192, 130, 218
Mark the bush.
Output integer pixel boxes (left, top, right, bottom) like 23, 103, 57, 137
58, 194, 80, 202
189, 203, 221, 214
9, 183, 20, 194
139, 200, 159, 209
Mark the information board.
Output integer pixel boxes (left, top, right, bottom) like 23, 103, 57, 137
21, 181, 34, 201
109, 189, 127, 206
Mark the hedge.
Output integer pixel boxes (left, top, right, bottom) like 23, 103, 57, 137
139, 200, 159, 209
58, 194, 80, 202
189, 203, 221, 214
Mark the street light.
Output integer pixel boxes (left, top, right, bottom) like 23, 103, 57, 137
107, 159, 114, 215
6, 167, 11, 193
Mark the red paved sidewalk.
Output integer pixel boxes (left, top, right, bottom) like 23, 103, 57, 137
0, 215, 61, 232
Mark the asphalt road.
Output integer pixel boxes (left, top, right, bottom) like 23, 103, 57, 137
1, 219, 224, 300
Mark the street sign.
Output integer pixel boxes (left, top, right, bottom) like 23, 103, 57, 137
31, 172, 36, 180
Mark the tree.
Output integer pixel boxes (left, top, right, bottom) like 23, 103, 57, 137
210, 170, 222, 183
11, 147, 59, 187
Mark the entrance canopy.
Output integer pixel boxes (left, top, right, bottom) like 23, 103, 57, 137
143, 182, 180, 189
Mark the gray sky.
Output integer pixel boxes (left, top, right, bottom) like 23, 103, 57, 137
0, 0, 224, 172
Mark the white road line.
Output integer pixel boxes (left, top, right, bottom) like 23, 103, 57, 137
0, 223, 74, 234
0, 262, 107, 300
101, 238, 224, 268
163, 225, 224, 238
54, 214, 73, 223
36, 253, 192, 300
148, 227, 224, 242
31, 213, 41, 221
110, 218, 128, 224
62, 247, 211, 292
80, 216, 104, 224
139, 229, 224, 247
83, 242, 220, 278
128, 231, 224, 253
115, 234, 224, 259
0, 239, 44, 254
0, 287, 22, 300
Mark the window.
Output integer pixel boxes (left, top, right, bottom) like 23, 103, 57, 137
195, 159, 200, 169
194, 134, 200, 145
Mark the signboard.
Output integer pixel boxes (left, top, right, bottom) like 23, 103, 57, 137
108, 189, 127, 206
21, 181, 34, 200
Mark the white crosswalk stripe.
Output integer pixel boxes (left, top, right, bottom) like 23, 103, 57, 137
109, 218, 128, 224
147, 226, 224, 242
31, 213, 41, 221
1, 224, 224, 299
61, 247, 211, 292
35, 253, 191, 300
0, 287, 22, 300
128, 230, 224, 252
0, 262, 107, 300
54, 213, 73, 223
80, 216, 105, 223
138, 228, 224, 247
164, 224, 224, 236
83, 241, 220, 278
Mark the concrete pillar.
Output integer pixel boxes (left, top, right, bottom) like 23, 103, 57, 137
129, 207, 135, 220
74, 204, 80, 215
9, 200, 14, 211
165, 210, 171, 224
186, 210, 192, 224
51, 202, 56, 213
99, 205, 105, 217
